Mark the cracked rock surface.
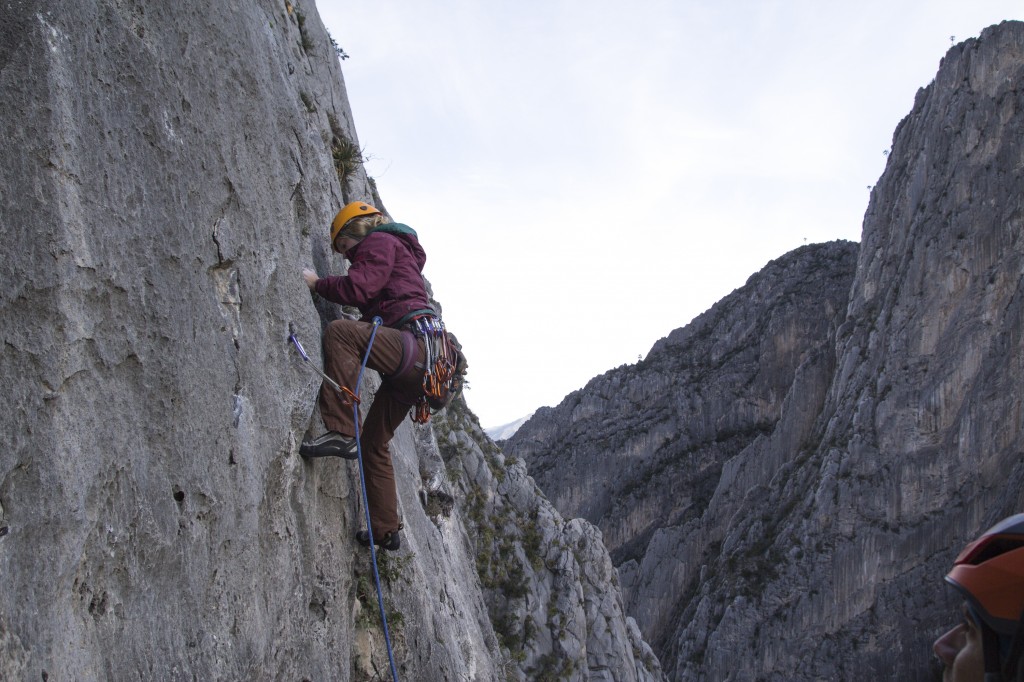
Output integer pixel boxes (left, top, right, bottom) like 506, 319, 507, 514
0, 1, 662, 680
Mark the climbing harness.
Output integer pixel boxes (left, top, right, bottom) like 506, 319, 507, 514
289, 319, 400, 682
403, 313, 468, 424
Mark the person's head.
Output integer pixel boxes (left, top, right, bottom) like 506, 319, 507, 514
329, 201, 388, 254
934, 514, 1024, 681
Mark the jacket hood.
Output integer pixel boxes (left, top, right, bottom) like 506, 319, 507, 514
358, 223, 426, 272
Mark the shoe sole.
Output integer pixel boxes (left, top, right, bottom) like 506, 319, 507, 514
356, 531, 400, 551
299, 434, 358, 459
299, 444, 358, 459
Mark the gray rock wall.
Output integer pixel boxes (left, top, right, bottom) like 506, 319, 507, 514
507, 240, 859, 651
0, 1, 661, 680
506, 20, 1024, 681
432, 400, 663, 681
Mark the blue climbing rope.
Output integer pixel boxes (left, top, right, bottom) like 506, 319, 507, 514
290, 318, 399, 681
350, 317, 400, 682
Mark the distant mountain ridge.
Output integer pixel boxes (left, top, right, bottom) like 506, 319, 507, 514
485, 412, 536, 441
505, 20, 1024, 681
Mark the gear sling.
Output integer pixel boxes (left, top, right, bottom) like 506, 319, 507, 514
396, 309, 468, 423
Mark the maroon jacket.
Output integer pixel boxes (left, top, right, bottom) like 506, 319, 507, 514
314, 223, 431, 328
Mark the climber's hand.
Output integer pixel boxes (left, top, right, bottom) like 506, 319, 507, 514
302, 268, 319, 290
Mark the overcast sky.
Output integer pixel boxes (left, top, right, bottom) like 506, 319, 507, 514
316, 2, 1024, 428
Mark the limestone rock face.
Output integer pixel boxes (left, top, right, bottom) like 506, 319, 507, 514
0, 1, 661, 680
432, 401, 664, 681
506, 240, 859, 650
506, 20, 1024, 681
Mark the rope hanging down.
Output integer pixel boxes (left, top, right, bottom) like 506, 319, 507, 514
289, 318, 400, 682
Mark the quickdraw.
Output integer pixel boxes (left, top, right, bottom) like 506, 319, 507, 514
288, 331, 342, 393
289, 331, 361, 406
406, 314, 464, 424
339, 385, 360, 406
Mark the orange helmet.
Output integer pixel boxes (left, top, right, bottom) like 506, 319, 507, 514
946, 514, 1024, 636
330, 201, 381, 244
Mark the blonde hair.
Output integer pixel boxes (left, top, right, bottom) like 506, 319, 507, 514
342, 213, 389, 239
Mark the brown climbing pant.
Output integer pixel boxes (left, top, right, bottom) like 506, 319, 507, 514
318, 319, 424, 536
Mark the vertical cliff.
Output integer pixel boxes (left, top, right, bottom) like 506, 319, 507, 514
507, 20, 1024, 681
507, 240, 859, 663
0, 1, 661, 680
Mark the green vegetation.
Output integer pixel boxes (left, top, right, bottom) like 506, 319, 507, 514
325, 114, 365, 185
424, 492, 444, 518
520, 510, 544, 571
295, 11, 314, 53
461, 463, 549, 666
486, 452, 506, 484
434, 394, 585, 675
331, 135, 364, 184
530, 652, 577, 681
352, 551, 412, 632
328, 31, 350, 60
376, 550, 413, 585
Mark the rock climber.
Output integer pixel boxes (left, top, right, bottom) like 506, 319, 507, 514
933, 513, 1024, 681
299, 200, 438, 552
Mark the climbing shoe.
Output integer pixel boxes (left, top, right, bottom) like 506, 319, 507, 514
356, 529, 401, 552
299, 432, 358, 459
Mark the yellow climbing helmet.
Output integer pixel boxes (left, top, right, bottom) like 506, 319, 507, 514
330, 201, 381, 243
